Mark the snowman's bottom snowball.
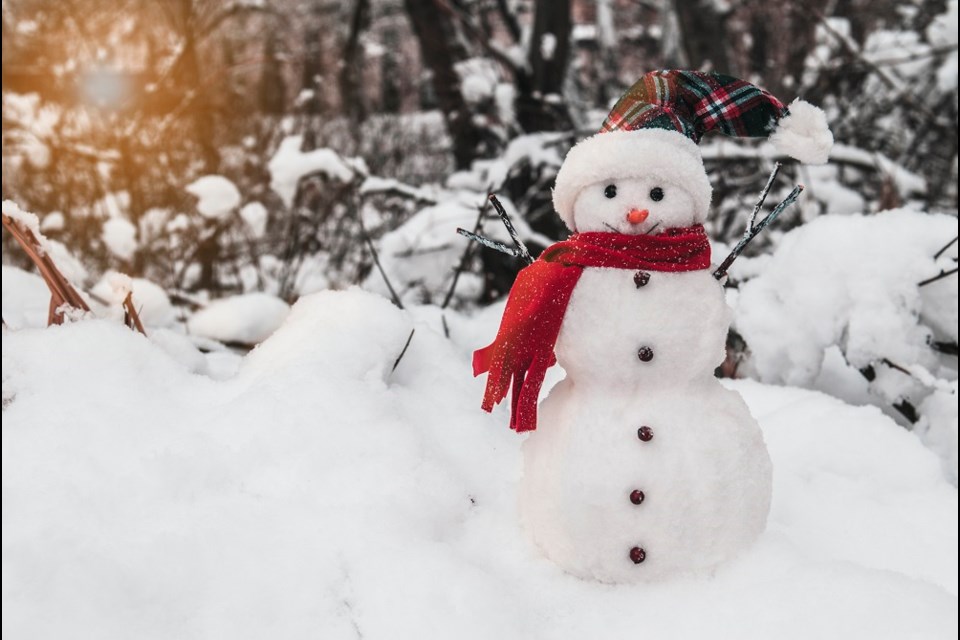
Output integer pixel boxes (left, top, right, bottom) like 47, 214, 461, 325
519, 378, 772, 583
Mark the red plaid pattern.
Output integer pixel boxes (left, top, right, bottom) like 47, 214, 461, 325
601, 70, 787, 143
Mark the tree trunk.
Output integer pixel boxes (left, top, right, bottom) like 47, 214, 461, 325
516, 0, 573, 132
339, 0, 370, 133
403, 0, 484, 169
673, 0, 733, 73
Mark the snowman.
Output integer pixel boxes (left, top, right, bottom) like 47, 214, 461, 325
473, 70, 832, 583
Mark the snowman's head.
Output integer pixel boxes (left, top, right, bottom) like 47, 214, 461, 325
552, 128, 713, 234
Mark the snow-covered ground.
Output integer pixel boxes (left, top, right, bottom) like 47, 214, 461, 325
3, 288, 957, 639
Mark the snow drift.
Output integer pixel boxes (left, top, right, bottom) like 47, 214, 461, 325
2, 288, 957, 639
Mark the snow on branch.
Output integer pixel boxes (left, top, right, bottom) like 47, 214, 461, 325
2, 200, 91, 326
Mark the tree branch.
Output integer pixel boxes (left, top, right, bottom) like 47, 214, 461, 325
714, 184, 804, 280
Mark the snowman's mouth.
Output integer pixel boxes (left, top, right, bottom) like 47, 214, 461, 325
602, 220, 662, 235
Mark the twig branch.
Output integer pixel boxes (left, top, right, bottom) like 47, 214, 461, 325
391, 328, 415, 372
918, 266, 958, 288
122, 293, 148, 336
489, 195, 533, 264
714, 184, 804, 280
455, 228, 522, 258
353, 195, 404, 309
744, 162, 782, 237
930, 340, 959, 357
443, 194, 493, 310
933, 235, 958, 260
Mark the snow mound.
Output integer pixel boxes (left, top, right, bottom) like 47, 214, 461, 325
268, 136, 360, 208
101, 217, 137, 260
2, 288, 956, 639
185, 175, 242, 220
737, 210, 957, 382
187, 293, 290, 345
1, 266, 50, 329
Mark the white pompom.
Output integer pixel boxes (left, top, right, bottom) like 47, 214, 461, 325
769, 98, 834, 164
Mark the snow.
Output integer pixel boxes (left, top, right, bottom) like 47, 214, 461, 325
735, 210, 958, 479
736, 210, 956, 383
2, 200, 88, 284
101, 217, 138, 260
456, 58, 498, 105
928, 0, 959, 91
185, 175, 242, 220
2, 288, 957, 638
39, 211, 65, 233
91, 271, 177, 328
267, 136, 360, 208
187, 293, 290, 345
238, 201, 268, 238
539, 33, 557, 61
1, 265, 50, 329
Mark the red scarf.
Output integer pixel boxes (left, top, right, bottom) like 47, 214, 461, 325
473, 224, 711, 432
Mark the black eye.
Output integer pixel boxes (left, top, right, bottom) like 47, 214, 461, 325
650, 187, 664, 202
604, 184, 617, 199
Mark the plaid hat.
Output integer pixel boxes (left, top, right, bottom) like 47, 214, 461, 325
553, 70, 833, 231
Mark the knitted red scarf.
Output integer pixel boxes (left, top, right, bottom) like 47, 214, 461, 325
473, 224, 711, 432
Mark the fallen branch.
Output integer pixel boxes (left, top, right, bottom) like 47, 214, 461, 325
918, 267, 958, 288
2, 208, 91, 325
714, 184, 805, 280
933, 235, 958, 260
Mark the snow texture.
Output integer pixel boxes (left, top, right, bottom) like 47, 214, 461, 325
927, 1, 959, 91
239, 201, 268, 238
101, 217, 138, 260
268, 136, 359, 208
2, 288, 957, 638
91, 271, 177, 328
187, 293, 290, 345
735, 210, 958, 480
769, 99, 834, 164
185, 175, 242, 220
736, 210, 957, 384
553, 129, 712, 231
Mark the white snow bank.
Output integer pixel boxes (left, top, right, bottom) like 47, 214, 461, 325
737, 210, 957, 383
185, 175, 242, 220
1, 266, 50, 329
187, 293, 290, 345
735, 210, 958, 481
268, 136, 361, 208
2, 288, 956, 639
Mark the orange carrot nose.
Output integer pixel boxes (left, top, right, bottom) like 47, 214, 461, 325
626, 209, 649, 224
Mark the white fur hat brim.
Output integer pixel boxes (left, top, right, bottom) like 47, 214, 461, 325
552, 128, 713, 232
